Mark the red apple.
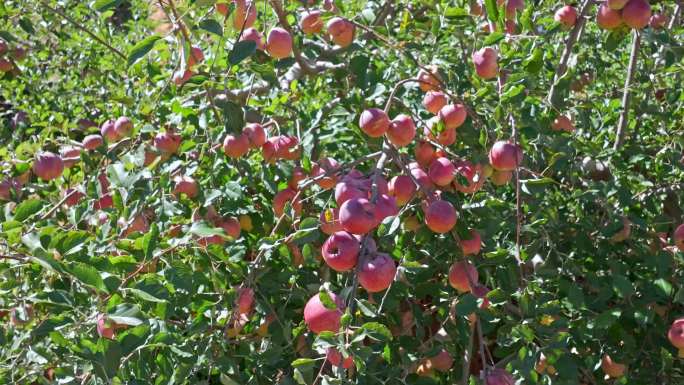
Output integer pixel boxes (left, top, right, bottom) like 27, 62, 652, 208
326, 17, 355, 48
650, 13, 669, 29
64, 188, 85, 207
326, 348, 354, 369
82, 134, 104, 150
668, 318, 684, 357
673, 224, 684, 251
0, 178, 21, 201
472, 47, 498, 79
223, 133, 250, 158
428, 157, 455, 186
438, 104, 467, 130
410, 163, 435, 190
154, 131, 182, 154
173, 69, 193, 85
0, 40, 7, 55
219, 217, 241, 239
621, 0, 651, 29
389, 175, 416, 206
312, 157, 339, 190
505, 0, 524, 19
244, 123, 267, 148
232, 0, 257, 30
101, 119, 120, 142
266, 27, 293, 59
187, 46, 204, 67
597, 5, 623, 29
236, 287, 255, 314
335, 181, 366, 206
424, 199, 457, 233
415, 140, 436, 167
425, 120, 457, 146
358, 252, 396, 292
320, 208, 343, 235
601, 355, 626, 378
359, 108, 390, 138
552, 115, 575, 132
555, 5, 578, 28
0, 59, 12, 72
430, 350, 453, 372
173, 175, 199, 199
607, 0, 629, 10
33, 151, 64, 181
114, 116, 133, 138
484, 368, 515, 385
240, 28, 265, 50
374, 193, 399, 223
417, 65, 442, 91
300, 10, 323, 34
273, 188, 302, 217
453, 161, 486, 194
60, 146, 81, 168
491, 170, 513, 185
339, 197, 377, 234
322, 231, 360, 272
94, 194, 114, 210
461, 230, 482, 256
423, 91, 448, 114
489, 141, 522, 171
448, 260, 478, 293
303, 291, 344, 334
387, 114, 416, 147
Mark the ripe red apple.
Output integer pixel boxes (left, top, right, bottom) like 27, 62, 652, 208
33, 151, 64, 181
601, 355, 626, 378
303, 291, 344, 334
597, 5, 623, 29
94, 193, 114, 210
334, 181, 366, 206
243, 123, 267, 148
322, 231, 360, 272
101, 119, 120, 142
273, 188, 302, 217
223, 133, 250, 158
490, 170, 512, 185
417, 65, 442, 92
326, 348, 354, 369
187, 46, 204, 67
154, 131, 182, 154
448, 260, 478, 293
489, 141, 522, 171
438, 104, 467, 130
82, 134, 104, 150
425, 119, 457, 146
288, 167, 307, 190
114, 116, 133, 138
552, 115, 575, 132
387, 114, 416, 147
423, 91, 448, 114
173, 69, 193, 85
461, 230, 482, 256
358, 253, 396, 292
668, 318, 684, 357
320, 208, 343, 235
621, 0, 651, 29
607, 0, 629, 10
415, 140, 435, 167
673, 224, 684, 251
0, 58, 12, 72
389, 175, 416, 206
453, 161, 486, 194
428, 157, 455, 186
555, 5, 578, 28
429, 350, 453, 372
339, 197, 377, 234
121, 214, 149, 237
424, 199, 457, 233
64, 188, 85, 207
650, 13, 669, 29
484, 368, 515, 385
359, 108, 390, 138
262, 135, 300, 162
300, 10, 323, 34
0, 178, 21, 201
240, 28, 265, 50
472, 47, 498, 79
410, 163, 435, 190
232, 0, 257, 29
173, 175, 199, 199
311, 157, 339, 190
375, 194, 399, 223
505, 0, 524, 20
60, 146, 81, 168
219, 217, 241, 239
326, 17, 355, 48
236, 287, 255, 314
266, 28, 293, 59
97, 313, 117, 339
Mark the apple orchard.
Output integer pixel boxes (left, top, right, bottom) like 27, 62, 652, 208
0, 0, 683, 384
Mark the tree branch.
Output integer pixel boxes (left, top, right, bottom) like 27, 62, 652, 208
613, 30, 641, 150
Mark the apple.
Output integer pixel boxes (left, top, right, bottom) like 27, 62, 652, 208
339, 197, 377, 234
0, 58, 12, 72
607, 0, 629, 10
505, 0, 524, 20
438, 104, 467, 130
601, 354, 626, 378
428, 157, 455, 186
0, 39, 6, 55
311, 157, 339, 190
448, 260, 478, 293
429, 350, 453, 372
273, 188, 302, 217
187, 46, 204, 67
326, 348, 354, 369
374, 194, 399, 223
423, 91, 448, 114
334, 181, 366, 206
472, 47, 498, 79
101, 119, 120, 142
154, 131, 182, 154
244, 123, 267, 148
490, 170, 512, 185
300, 10, 323, 34
650, 13, 669, 29
484, 368, 515, 385
621, 0, 651, 29
236, 287, 255, 314
60, 146, 81, 168
303, 291, 344, 334
552, 115, 575, 132
389, 175, 416, 206
96, 313, 123, 340
417, 65, 442, 92
322, 231, 360, 272
555, 5, 578, 28
358, 253, 396, 292
415, 140, 435, 167
425, 119, 457, 146
320, 208, 343, 235
424, 199, 457, 233
673, 224, 684, 251
262, 135, 300, 162
266, 28, 293, 59
121, 214, 149, 237
173, 69, 193, 85
82, 134, 104, 150
114, 116, 133, 138
470, 1, 483, 16
461, 230, 482, 255
223, 133, 250, 158
410, 163, 435, 190
232, 0, 257, 30
597, 5, 623, 29
33, 151, 64, 181
453, 161, 486, 194
0, 178, 21, 201
64, 188, 85, 207
359, 108, 390, 138
489, 141, 522, 171
387, 114, 416, 147
288, 167, 307, 190
94, 193, 114, 210
326, 17, 355, 48
240, 28, 265, 50
173, 175, 199, 199
668, 318, 684, 357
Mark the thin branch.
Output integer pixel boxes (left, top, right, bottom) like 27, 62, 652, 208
613, 30, 641, 150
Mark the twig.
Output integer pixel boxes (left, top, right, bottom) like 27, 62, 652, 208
37, 0, 126, 60
461, 322, 475, 385
39, 189, 78, 221
613, 30, 641, 150
654, 2, 682, 68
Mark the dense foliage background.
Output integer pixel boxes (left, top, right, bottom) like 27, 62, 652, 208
1, 0, 683, 384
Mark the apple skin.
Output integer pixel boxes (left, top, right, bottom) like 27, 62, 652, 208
597, 5, 623, 29
236, 287, 255, 315
453, 161, 486, 194
423, 91, 448, 114
232, 0, 257, 30
374, 194, 399, 223
621, 0, 651, 29
424, 118, 457, 147
339, 197, 377, 235
607, 0, 629, 10
303, 291, 344, 334
358, 253, 396, 293
266, 28, 293, 59
219, 217, 241, 239
650, 13, 669, 29
461, 230, 482, 255
601, 355, 627, 378
114, 116, 133, 138
320, 208, 343, 235
322, 231, 360, 272
428, 157, 455, 186
488, 141, 522, 171
424, 199, 457, 233
490, 170, 512, 185
438, 104, 467, 130
94, 193, 114, 210
154, 131, 182, 154
101, 119, 120, 142
668, 318, 684, 357
187, 46, 204, 67
410, 164, 435, 190
417, 65, 442, 92
389, 175, 416, 206
243, 123, 267, 148
472, 47, 498, 79
300, 10, 323, 34
326, 17, 355, 48
33, 151, 65, 181
60, 146, 81, 168
387, 114, 416, 147
64, 188, 85, 207
173, 175, 199, 199
273, 188, 302, 217
0, 178, 21, 201
240, 28, 265, 50
326, 348, 354, 368
415, 140, 435, 167
448, 260, 478, 293
0, 39, 7, 55
674, 224, 684, 251
429, 350, 453, 372
554, 5, 578, 28
334, 181, 366, 206
0, 58, 13, 72
311, 157, 339, 190
82, 134, 104, 150
484, 368, 515, 385
96, 313, 122, 340
223, 133, 250, 158
552, 115, 574, 132
359, 108, 390, 138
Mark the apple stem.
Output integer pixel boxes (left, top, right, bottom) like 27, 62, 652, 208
613, 30, 641, 151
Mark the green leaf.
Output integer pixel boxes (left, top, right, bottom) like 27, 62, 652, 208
483, 32, 504, 46
127, 35, 161, 67
69, 263, 107, 292
228, 40, 257, 65
318, 291, 337, 310
189, 221, 226, 238
357, 322, 392, 341
199, 19, 223, 36
93, 0, 124, 12
484, 0, 499, 24
142, 223, 159, 259
14, 199, 44, 222
291, 358, 317, 368
125, 288, 167, 303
